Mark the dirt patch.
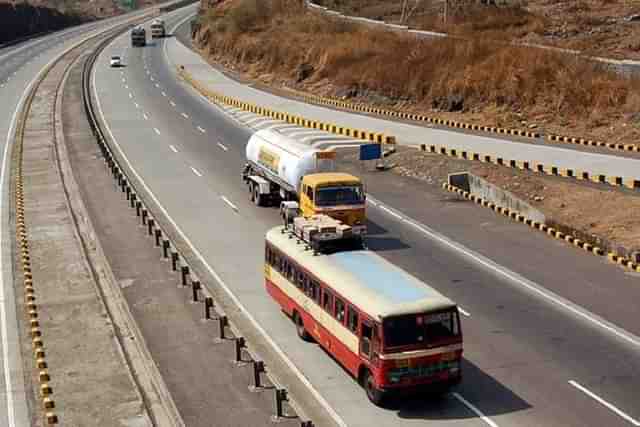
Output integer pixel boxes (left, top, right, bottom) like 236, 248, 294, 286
194, 0, 640, 149
359, 147, 640, 255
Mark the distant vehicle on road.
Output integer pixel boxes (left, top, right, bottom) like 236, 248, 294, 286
242, 129, 367, 240
150, 19, 166, 38
265, 225, 464, 405
109, 56, 122, 67
131, 26, 146, 47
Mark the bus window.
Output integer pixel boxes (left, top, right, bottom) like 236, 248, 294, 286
322, 290, 333, 313
347, 306, 358, 333
273, 251, 280, 269
335, 298, 346, 324
310, 280, 321, 303
296, 271, 305, 290
306, 279, 317, 300
306, 185, 314, 201
287, 262, 295, 281
361, 321, 373, 358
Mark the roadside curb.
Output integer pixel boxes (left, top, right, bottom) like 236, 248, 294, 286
441, 182, 640, 273
418, 143, 640, 191
177, 67, 397, 146
547, 134, 640, 154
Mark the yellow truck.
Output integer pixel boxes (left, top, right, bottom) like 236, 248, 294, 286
242, 129, 367, 238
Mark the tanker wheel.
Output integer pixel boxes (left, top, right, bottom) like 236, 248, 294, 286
253, 185, 262, 206
249, 183, 255, 202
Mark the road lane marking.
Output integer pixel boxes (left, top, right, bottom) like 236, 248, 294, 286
220, 196, 238, 212
452, 393, 499, 427
197, 126, 206, 133
154, 127, 161, 135
128, 92, 133, 99
155, 83, 160, 88
569, 381, 640, 426
217, 142, 228, 152
169, 101, 176, 107
134, 102, 139, 109
379, 205, 402, 220
366, 196, 640, 351
169, 145, 178, 153
124, 85, 128, 89
161, 91, 167, 97
181, 113, 189, 119
143, 113, 149, 120
150, 76, 154, 81
458, 307, 471, 317
190, 167, 202, 177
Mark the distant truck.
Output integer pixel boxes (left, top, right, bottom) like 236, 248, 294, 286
131, 26, 146, 47
242, 129, 367, 238
150, 19, 166, 38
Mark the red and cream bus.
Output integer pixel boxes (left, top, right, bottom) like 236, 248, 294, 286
264, 226, 463, 405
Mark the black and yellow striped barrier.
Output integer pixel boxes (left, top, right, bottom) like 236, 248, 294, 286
548, 134, 640, 154
441, 183, 640, 272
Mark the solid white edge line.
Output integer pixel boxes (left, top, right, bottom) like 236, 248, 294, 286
104, 19, 348, 427
169, 145, 178, 153
220, 196, 238, 212
190, 167, 202, 177
568, 380, 640, 426
452, 393, 499, 427
197, 126, 205, 133
154, 127, 161, 135
378, 204, 402, 220
367, 196, 640, 351
217, 142, 228, 152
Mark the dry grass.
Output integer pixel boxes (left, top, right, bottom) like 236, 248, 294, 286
199, 0, 640, 124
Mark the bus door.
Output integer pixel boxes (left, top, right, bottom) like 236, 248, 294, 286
360, 320, 380, 365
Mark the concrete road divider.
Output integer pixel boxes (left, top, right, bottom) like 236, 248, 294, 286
423, 144, 640, 191
442, 182, 640, 273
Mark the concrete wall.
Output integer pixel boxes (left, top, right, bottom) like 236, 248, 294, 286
448, 172, 546, 223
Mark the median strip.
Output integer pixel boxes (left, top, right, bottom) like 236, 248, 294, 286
178, 67, 397, 146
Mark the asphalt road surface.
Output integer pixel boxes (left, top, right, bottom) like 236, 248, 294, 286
91, 6, 640, 427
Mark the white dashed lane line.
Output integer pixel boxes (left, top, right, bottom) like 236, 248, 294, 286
221, 196, 239, 212
154, 127, 161, 135
568, 381, 640, 426
181, 113, 189, 119
128, 93, 133, 99
217, 142, 228, 152
170, 101, 176, 107
197, 126, 206, 133
162, 91, 167, 97
134, 103, 139, 109
190, 167, 202, 177
143, 113, 149, 120
169, 145, 178, 153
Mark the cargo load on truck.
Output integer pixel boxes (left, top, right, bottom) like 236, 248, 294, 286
242, 129, 367, 240
150, 19, 166, 38
131, 26, 146, 47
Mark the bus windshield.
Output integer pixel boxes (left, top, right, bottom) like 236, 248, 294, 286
315, 185, 364, 206
383, 311, 460, 348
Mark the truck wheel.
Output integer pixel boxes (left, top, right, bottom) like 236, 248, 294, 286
363, 369, 385, 406
293, 311, 311, 342
249, 183, 255, 202
253, 186, 262, 207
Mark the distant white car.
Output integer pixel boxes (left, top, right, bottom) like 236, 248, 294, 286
110, 56, 122, 67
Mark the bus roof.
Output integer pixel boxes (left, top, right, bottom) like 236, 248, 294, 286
303, 172, 360, 187
266, 227, 456, 321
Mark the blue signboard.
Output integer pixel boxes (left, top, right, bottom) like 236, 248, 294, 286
359, 143, 382, 161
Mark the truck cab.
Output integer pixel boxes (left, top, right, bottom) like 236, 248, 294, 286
299, 173, 366, 235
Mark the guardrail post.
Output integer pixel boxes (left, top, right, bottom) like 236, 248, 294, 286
126, 185, 131, 200
155, 229, 161, 246
130, 193, 136, 208
274, 388, 288, 419
204, 296, 213, 319
235, 337, 245, 363
136, 201, 142, 217
218, 315, 228, 340
171, 252, 178, 271
251, 360, 264, 390
148, 218, 154, 236
162, 240, 170, 258
142, 209, 148, 225
300, 421, 314, 427
191, 280, 200, 302
181, 265, 189, 286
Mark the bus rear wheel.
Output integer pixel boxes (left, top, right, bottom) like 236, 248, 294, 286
293, 311, 311, 342
363, 369, 385, 406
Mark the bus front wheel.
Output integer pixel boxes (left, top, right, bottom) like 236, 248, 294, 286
363, 369, 385, 406
293, 311, 311, 342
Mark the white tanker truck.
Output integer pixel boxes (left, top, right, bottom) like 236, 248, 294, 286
242, 129, 367, 238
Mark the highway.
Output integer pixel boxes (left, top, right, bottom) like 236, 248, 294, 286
0, 3, 188, 426
91, 5, 640, 427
